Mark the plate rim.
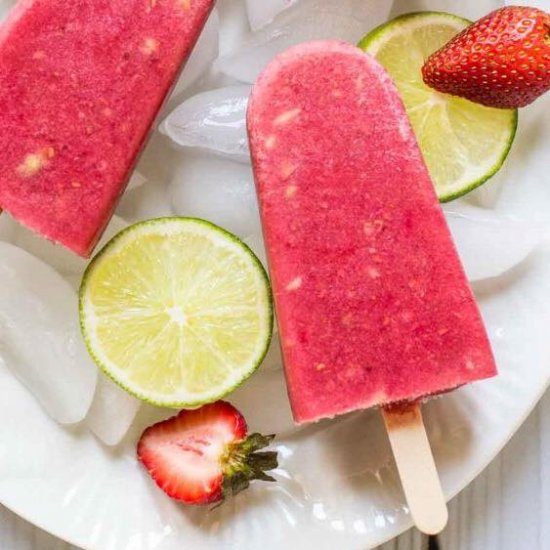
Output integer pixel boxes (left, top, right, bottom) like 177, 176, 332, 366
1, 372, 549, 550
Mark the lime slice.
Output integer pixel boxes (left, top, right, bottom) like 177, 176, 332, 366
80, 218, 273, 408
359, 12, 518, 202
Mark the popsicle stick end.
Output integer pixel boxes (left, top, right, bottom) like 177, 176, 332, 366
382, 402, 448, 536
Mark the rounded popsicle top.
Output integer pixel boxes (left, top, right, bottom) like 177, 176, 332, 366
248, 40, 422, 162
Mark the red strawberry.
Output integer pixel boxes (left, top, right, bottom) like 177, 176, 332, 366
422, 6, 550, 108
137, 401, 278, 505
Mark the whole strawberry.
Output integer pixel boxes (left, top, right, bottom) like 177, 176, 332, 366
137, 401, 278, 505
422, 6, 550, 108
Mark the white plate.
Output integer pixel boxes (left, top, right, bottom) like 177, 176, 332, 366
2, 1, 550, 549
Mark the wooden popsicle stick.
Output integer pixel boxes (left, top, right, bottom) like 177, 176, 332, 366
382, 402, 448, 535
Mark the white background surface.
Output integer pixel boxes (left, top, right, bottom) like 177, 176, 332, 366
3, 385, 550, 550
0, 0, 548, 549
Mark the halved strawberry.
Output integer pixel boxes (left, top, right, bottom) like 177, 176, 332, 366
137, 401, 278, 505
422, 6, 550, 109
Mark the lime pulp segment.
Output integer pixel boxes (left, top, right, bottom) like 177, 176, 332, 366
80, 218, 273, 408
359, 12, 518, 202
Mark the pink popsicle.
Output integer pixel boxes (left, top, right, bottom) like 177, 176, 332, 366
0, 0, 214, 256
248, 41, 497, 424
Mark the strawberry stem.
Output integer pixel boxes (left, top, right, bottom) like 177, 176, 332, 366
220, 434, 278, 501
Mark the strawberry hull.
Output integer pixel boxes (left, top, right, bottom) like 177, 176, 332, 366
0, 0, 214, 256
248, 41, 497, 424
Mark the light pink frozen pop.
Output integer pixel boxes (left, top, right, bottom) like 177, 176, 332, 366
248, 41, 497, 425
0, 0, 214, 256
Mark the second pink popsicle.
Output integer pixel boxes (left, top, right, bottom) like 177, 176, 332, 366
0, 0, 214, 256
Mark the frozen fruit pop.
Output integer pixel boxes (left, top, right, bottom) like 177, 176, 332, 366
0, 0, 214, 256
248, 41, 497, 424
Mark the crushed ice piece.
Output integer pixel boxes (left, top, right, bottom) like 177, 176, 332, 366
505, 0, 546, 8
216, 0, 391, 83
7, 215, 128, 277
322, 0, 394, 23
127, 170, 148, 191
483, 101, 550, 225
246, 0, 298, 31
261, 335, 284, 371
117, 179, 175, 222
162, 85, 252, 163
230, 367, 294, 435
0, 0, 16, 20
445, 202, 542, 281
170, 152, 261, 238
465, 176, 507, 209
170, 8, 220, 99
244, 233, 267, 268
86, 373, 141, 446
243, 233, 279, 336
0, 213, 15, 243
0, 243, 97, 424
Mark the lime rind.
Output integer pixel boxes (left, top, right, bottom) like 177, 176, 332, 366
358, 11, 472, 54
359, 11, 518, 202
438, 110, 518, 202
79, 217, 273, 409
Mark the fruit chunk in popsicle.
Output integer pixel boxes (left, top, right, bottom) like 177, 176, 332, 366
0, 0, 214, 257
247, 41, 497, 424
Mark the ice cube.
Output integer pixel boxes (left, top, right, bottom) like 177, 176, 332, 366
505, 0, 546, 8
243, 232, 281, 338
244, 233, 267, 268
8, 215, 128, 277
170, 9, 220, 100
99, 215, 129, 243
230, 368, 294, 435
216, 0, 390, 84
466, 176, 507, 209
217, 0, 251, 56
246, 0, 298, 31
64, 273, 84, 292
0, 0, 16, 20
0, 243, 97, 424
161, 85, 252, 163
170, 152, 261, 238
127, 170, 148, 191
86, 373, 141, 446
261, 335, 283, 371
391, 0, 502, 21
117, 179, 175, 222
0, 213, 15, 243
330, 0, 394, 23
487, 101, 550, 225
444, 202, 541, 281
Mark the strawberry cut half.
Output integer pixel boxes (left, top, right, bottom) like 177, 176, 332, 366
137, 401, 278, 505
